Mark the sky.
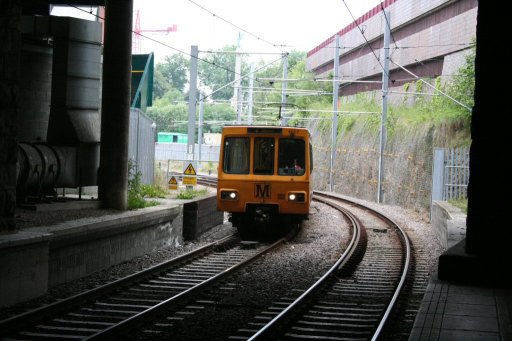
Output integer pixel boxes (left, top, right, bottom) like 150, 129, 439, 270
53, 1, 383, 63
132, 0, 382, 62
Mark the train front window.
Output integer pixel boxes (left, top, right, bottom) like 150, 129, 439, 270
223, 137, 250, 174
253, 138, 275, 175
278, 138, 306, 176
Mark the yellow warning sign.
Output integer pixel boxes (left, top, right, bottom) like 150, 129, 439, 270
183, 176, 197, 185
168, 176, 178, 190
184, 163, 196, 175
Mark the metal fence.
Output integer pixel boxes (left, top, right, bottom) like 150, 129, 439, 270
155, 143, 220, 163
128, 108, 155, 184
432, 147, 470, 201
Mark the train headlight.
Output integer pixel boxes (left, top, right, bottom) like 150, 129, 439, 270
221, 190, 238, 201
287, 192, 305, 202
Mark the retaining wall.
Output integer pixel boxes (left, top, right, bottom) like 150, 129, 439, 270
183, 194, 224, 240
0, 194, 224, 307
430, 200, 466, 250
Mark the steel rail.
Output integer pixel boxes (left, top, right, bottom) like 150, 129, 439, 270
0, 234, 237, 335
247, 195, 366, 340
85, 230, 295, 340
315, 191, 412, 340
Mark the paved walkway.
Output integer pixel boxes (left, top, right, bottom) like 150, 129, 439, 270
409, 273, 512, 341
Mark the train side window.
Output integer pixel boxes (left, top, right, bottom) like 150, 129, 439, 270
223, 137, 250, 174
278, 138, 305, 176
253, 138, 275, 175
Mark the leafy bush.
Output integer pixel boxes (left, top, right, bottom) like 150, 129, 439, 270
127, 160, 160, 210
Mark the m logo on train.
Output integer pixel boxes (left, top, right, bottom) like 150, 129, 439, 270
255, 183, 271, 198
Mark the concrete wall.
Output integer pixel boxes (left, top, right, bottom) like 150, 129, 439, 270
0, 205, 182, 306
45, 206, 183, 286
0, 194, 226, 307
183, 194, 224, 240
0, 233, 50, 307
430, 200, 466, 250
307, 0, 477, 95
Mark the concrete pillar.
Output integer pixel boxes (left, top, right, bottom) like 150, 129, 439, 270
98, 0, 133, 210
465, 1, 510, 257
438, 2, 512, 285
0, 0, 21, 232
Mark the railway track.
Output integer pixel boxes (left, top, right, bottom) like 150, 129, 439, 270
2, 182, 420, 340
230, 191, 411, 340
0, 231, 295, 340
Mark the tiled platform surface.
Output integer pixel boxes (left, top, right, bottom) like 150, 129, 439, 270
409, 273, 512, 341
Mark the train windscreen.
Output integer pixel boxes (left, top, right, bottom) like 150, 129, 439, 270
223, 137, 250, 174
278, 138, 306, 176
253, 138, 275, 175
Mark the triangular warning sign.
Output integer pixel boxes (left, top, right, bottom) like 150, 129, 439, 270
184, 163, 196, 175
168, 176, 178, 185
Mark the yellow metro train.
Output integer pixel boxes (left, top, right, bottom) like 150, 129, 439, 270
217, 125, 313, 235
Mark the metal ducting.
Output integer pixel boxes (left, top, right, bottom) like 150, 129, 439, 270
17, 15, 102, 199
16, 143, 76, 198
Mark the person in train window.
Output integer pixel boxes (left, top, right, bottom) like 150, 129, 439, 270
293, 159, 302, 172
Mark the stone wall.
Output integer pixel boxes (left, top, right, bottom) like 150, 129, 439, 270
309, 118, 434, 216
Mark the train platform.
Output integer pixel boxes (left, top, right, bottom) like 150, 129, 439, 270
409, 268, 512, 340
0, 191, 223, 307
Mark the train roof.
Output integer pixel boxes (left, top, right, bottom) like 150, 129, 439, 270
221, 125, 310, 134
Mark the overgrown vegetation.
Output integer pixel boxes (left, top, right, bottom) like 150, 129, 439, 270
448, 198, 468, 213
176, 189, 208, 199
127, 160, 162, 210
332, 43, 475, 147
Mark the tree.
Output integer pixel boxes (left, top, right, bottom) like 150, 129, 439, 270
146, 90, 188, 135
153, 67, 171, 99
202, 102, 237, 133
198, 45, 250, 100
447, 43, 476, 113
156, 54, 189, 93
251, 51, 331, 124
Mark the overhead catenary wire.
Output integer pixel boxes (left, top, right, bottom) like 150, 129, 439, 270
305, 42, 475, 51
202, 55, 286, 101
389, 59, 472, 111
66, 4, 245, 78
341, 0, 389, 78
187, 0, 285, 53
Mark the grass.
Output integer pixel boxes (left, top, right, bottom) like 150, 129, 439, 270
128, 160, 167, 210
176, 189, 208, 199
448, 198, 468, 213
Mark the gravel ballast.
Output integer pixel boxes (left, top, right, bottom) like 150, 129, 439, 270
2, 195, 444, 340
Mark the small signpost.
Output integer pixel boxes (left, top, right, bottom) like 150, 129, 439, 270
168, 176, 178, 190
183, 162, 197, 189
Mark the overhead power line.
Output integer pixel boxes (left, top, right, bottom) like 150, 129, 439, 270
187, 0, 285, 53
67, 4, 244, 78
341, 0, 388, 78
390, 59, 472, 111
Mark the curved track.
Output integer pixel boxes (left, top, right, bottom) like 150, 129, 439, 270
236, 191, 411, 340
2, 180, 414, 340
